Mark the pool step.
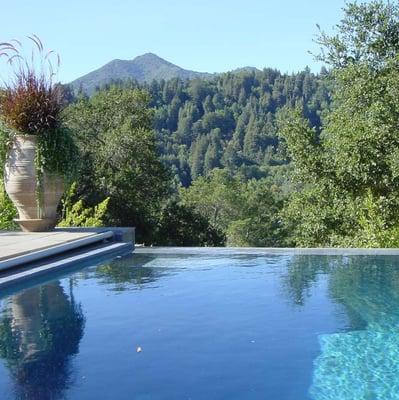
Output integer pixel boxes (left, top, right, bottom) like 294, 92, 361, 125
0, 241, 133, 289
0, 231, 115, 271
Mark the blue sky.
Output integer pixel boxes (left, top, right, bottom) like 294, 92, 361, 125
1, 0, 348, 83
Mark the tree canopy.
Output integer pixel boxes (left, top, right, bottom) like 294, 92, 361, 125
279, 0, 399, 247
2, 1, 399, 248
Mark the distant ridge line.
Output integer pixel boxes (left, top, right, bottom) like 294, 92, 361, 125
68, 53, 265, 94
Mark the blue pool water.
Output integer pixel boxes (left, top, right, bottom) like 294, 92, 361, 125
0, 251, 398, 399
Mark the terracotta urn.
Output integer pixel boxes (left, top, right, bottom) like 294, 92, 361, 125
4, 135, 64, 232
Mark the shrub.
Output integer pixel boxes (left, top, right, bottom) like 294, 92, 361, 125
0, 185, 17, 230
58, 183, 109, 228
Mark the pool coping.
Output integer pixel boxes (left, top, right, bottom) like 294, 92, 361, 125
135, 246, 399, 256
3, 244, 398, 291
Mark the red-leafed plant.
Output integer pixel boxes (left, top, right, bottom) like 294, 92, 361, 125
0, 36, 77, 187
0, 35, 62, 135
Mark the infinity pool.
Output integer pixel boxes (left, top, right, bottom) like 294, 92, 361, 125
0, 250, 398, 399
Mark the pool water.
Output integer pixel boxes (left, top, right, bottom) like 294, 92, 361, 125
0, 251, 398, 399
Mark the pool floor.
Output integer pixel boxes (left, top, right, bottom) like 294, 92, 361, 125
0, 251, 398, 399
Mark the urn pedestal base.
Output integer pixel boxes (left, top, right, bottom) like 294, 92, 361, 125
14, 218, 56, 232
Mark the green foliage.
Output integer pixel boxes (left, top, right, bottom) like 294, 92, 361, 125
62, 59, 332, 247
64, 87, 171, 243
36, 127, 78, 180
280, 184, 357, 247
0, 124, 17, 231
315, 1, 399, 69
181, 169, 243, 233
226, 178, 287, 247
55, 1, 399, 248
0, 120, 13, 181
279, 0, 399, 248
146, 69, 329, 186
181, 169, 288, 246
58, 183, 109, 228
351, 191, 399, 248
277, 106, 322, 183
0, 186, 17, 230
154, 201, 225, 246
75, 67, 330, 187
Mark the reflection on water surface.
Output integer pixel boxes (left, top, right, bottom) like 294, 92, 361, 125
0, 253, 398, 399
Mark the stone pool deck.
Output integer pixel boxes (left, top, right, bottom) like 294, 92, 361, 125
0, 227, 135, 273
1, 231, 104, 261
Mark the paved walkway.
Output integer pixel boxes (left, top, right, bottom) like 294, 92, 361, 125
0, 231, 99, 261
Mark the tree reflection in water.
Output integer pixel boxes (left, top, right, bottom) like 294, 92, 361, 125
283, 255, 399, 328
283, 255, 399, 399
0, 280, 85, 400
95, 254, 172, 291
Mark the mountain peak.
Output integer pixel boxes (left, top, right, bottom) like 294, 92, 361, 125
135, 52, 164, 59
70, 53, 212, 94
131, 52, 175, 67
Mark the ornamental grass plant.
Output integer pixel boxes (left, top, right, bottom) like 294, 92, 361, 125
0, 36, 77, 181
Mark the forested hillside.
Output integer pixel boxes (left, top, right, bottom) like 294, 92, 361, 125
58, 67, 331, 246
3, 1, 395, 249
144, 68, 330, 186
70, 65, 331, 186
